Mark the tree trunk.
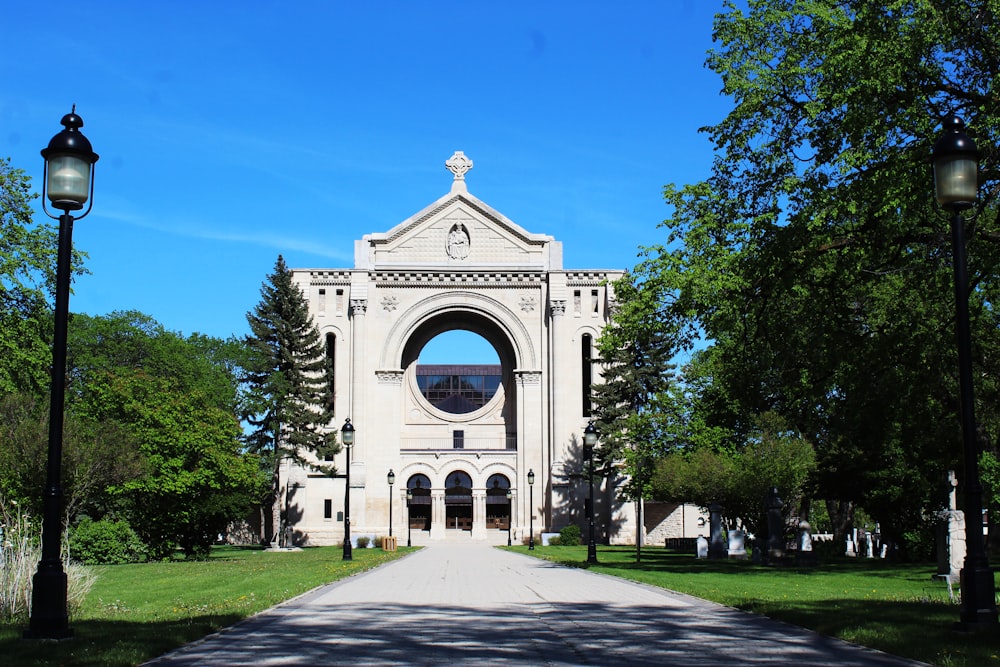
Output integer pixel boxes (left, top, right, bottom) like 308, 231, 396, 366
825, 499, 854, 545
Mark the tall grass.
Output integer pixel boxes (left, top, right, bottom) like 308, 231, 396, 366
0, 497, 95, 624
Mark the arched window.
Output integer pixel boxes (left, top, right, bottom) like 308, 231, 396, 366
581, 333, 593, 417
325, 332, 336, 394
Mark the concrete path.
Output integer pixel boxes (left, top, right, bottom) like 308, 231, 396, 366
145, 544, 927, 666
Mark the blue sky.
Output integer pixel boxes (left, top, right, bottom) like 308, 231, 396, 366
3, 1, 730, 362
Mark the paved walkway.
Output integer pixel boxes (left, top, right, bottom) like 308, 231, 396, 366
145, 544, 927, 666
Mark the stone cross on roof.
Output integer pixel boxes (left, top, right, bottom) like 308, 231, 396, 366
446, 151, 473, 193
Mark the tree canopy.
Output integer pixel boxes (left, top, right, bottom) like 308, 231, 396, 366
626, 0, 1000, 553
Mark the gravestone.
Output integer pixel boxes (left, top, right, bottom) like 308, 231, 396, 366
796, 520, 817, 565
728, 529, 746, 559
797, 520, 813, 551
936, 470, 965, 581
696, 535, 709, 559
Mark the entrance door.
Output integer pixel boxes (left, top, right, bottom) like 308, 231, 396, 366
485, 473, 511, 530
407, 474, 431, 531
444, 471, 473, 531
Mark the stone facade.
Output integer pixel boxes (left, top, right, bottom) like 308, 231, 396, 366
279, 153, 635, 545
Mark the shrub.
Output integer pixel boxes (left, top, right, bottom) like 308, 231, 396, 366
558, 524, 581, 546
70, 517, 146, 565
356, 536, 370, 548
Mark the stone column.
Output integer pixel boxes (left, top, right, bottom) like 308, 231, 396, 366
430, 491, 445, 540
472, 491, 487, 540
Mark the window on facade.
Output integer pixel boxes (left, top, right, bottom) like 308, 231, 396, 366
582, 333, 593, 417
318, 288, 326, 313
453, 429, 465, 449
325, 333, 336, 428
591, 289, 599, 314
324, 499, 332, 519
336, 288, 344, 314
415, 365, 502, 414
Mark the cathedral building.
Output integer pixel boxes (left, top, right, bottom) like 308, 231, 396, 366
281, 152, 640, 545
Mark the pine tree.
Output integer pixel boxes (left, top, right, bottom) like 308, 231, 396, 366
244, 255, 335, 546
591, 273, 678, 501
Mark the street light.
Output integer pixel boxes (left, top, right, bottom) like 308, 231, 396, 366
406, 488, 413, 547
527, 469, 536, 550
506, 489, 513, 546
27, 108, 99, 640
341, 418, 355, 561
387, 469, 395, 537
583, 421, 599, 564
932, 115, 998, 629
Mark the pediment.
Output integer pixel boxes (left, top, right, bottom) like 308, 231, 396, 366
358, 190, 562, 271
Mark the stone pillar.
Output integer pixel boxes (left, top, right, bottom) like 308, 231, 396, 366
708, 503, 726, 559
430, 491, 445, 540
472, 492, 487, 540
765, 487, 785, 562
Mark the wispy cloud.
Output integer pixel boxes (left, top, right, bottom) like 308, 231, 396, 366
94, 204, 352, 261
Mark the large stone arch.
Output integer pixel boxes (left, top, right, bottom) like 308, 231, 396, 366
378, 290, 537, 372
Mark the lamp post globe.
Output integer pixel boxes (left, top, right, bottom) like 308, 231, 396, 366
387, 469, 395, 537
932, 115, 998, 629
27, 109, 99, 640
527, 469, 536, 550
342, 419, 355, 561
583, 421, 599, 564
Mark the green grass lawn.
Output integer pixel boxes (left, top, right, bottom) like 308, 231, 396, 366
513, 544, 1000, 667
1, 545, 410, 667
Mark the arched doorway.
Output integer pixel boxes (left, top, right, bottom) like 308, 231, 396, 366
407, 474, 431, 532
444, 470, 473, 531
485, 473, 511, 531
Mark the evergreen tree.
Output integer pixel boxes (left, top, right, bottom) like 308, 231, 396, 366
244, 255, 336, 546
590, 272, 678, 503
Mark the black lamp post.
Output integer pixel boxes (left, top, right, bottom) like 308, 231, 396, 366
341, 418, 355, 561
406, 488, 413, 547
584, 421, 599, 564
527, 469, 536, 550
387, 469, 395, 537
932, 115, 999, 629
26, 108, 99, 640
506, 489, 513, 546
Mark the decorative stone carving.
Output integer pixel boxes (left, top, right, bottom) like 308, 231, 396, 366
519, 295, 536, 312
515, 370, 542, 386
350, 298, 368, 315
550, 299, 567, 316
376, 370, 404, 386
445, 151, 474, 180
381, 295, 399, 312
447, 223, 471, 260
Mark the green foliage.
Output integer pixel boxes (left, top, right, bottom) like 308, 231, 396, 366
557, 524, 581, 546
652, 412, 816, 538
355, 536, 370, 548
97, 371, 262, 559
0, 392, 143, 524
0, 157, 90, 396
630, 0, 1000, 548
63, 312, 263, 559
70, 517, 146, 565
